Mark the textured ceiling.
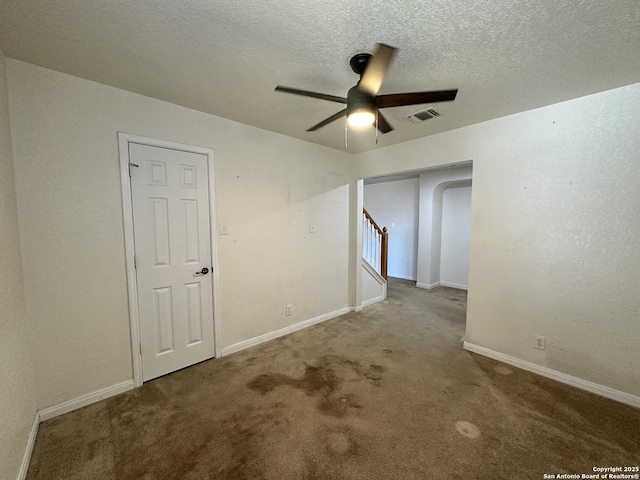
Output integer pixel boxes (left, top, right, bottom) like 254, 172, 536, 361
1, 0, 639, 153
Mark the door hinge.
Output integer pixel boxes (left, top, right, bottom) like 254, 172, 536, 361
134, 255, 137, 269
128, 162, 139, 177
139, 343, 142, 355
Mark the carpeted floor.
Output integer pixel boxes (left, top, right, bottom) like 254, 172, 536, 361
26, 278, 640, 480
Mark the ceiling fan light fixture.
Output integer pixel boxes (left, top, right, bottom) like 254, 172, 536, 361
347, 109, 375, 127
275, 43, 458, 138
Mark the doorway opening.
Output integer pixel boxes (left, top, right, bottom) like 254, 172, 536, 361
359, 163, 472, 335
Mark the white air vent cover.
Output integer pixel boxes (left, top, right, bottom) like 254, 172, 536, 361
407, 108, 441, 124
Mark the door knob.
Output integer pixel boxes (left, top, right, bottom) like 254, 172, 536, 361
195, 267, 209, 276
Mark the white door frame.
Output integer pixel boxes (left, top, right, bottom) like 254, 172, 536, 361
118, 132, 220, 387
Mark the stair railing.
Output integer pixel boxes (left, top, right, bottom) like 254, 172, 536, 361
362, 208, 388, 280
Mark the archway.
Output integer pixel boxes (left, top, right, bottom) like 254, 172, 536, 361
428, 180, 473, 289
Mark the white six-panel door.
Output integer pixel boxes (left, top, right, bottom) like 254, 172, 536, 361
130, 143, 215, 381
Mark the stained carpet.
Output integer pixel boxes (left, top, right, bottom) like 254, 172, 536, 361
26, 279, 640, 479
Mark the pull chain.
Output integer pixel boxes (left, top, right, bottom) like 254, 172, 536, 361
344, 119, 348, 150
375, 110, 379, 144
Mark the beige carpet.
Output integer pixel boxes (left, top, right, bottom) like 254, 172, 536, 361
26, 279, 640, 479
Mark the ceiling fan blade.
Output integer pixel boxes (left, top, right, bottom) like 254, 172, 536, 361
275, 86, 347, 104
306, 109, 347, 132
358, 43, 397, 97
376, 89, 458, 108
376, 111, 393, 134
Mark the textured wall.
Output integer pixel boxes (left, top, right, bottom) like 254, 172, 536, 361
7, 59, 354, 410
0, 51, 36, 480
361, 262, 384, 305
440, 186, 472, 289
364, 178, 419, 280
355, 82, 640, 397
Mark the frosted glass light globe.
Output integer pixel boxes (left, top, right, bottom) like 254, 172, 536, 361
347, 110, 375, 127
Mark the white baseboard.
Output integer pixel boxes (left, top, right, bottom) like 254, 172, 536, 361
17, 411, 40, 480
417, 281, 468, 290
361, 295, 384, 308
18, 380, 134, 477
351, 305, 364, 312
388, 274, 417, 281
463, 342, 640, 409
38, 380, 135, 422
220, 307, 351, 357
440, 281, 468, 290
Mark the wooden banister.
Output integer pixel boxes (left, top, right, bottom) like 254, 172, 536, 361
362, 208, 388, 280
363, 208, 384, 235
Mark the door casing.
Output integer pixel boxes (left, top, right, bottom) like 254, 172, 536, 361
118, 132, 220, 387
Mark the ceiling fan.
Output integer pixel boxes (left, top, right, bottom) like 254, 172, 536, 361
275, 43, 458, 134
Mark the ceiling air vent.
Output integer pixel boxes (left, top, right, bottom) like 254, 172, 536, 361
407, 108, 441, 124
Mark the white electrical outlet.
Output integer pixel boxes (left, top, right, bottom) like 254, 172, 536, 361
309, 223, 315, 233
219, 223, 228, 235
534, 335, 546, 350
286, 305, 292, 316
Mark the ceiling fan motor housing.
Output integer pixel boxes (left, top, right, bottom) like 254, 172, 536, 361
350, 53, 372, 75
346, 86, 376, 117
